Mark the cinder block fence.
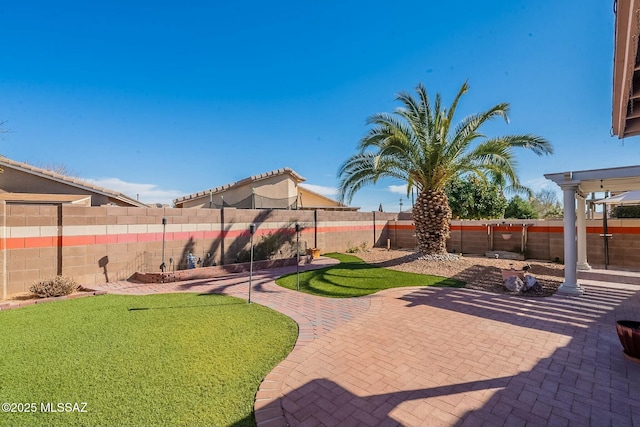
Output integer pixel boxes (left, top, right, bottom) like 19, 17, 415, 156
2, 202, 639, 299
0, 204, 396, 298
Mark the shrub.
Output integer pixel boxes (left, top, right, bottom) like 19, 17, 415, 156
504, 196, 538, 219
345, 242, 359, 253
30, 275, 79, 298
612, 205, 640, 218
445, 176, 508, 219
345, 241, 369, 254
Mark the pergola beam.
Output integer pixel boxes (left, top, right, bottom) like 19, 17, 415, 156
545, 165, 640, 295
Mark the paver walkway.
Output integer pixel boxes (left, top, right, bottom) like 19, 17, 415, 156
94, 259, 640, 427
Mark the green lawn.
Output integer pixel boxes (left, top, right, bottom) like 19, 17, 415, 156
276, 253, 465, 297
0, 293, 297, 427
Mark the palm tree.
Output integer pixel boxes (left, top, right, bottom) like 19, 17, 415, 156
338, 81, 553, 255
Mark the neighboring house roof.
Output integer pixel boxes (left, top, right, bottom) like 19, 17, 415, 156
0, 193, 92, 205
174, 167, 306, 205
174, 167, 358, 210
612, 0, 640, 138
298, 185, 359, 211
0, 156, 147, 207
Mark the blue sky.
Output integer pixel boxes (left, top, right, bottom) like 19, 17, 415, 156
0, 1, 630, 210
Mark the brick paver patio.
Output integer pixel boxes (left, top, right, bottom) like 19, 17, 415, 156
94, 258, 640, 427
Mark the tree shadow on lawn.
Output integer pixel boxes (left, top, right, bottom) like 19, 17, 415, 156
283, 270, 462, 298
127, 296, 248, 312
317, 270, 461, 289
173, 276, 279, 295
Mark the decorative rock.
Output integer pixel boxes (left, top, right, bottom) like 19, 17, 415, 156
529, 282, 543, 293
417, 253, 460, 261
523, 275, 538, 291
504, 275, 524, 292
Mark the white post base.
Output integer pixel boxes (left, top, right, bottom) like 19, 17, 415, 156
557, 282, 584, 296
577, 262, 592, 271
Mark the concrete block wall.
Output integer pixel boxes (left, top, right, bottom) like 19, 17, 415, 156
586, 219, 640, 267
316, 210, 397, 253
3, 205, 640, 299
0, 202, 4, 300
1, 205, 398, 297
391, 218, 640, 267
538, 223, 565, 262
3, 204, 60, 297
452, 223, 489, 254
395, 220, 566, 259
524, 224, 554, 261
391, 221, 416, 249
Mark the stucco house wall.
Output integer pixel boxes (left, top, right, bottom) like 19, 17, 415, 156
174, 168, 353, 211
0, 157, 146, 207
178, 174, 297, 208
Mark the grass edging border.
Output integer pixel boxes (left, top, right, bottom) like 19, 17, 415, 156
0, 290, 108, 311
132, 257, 303, 283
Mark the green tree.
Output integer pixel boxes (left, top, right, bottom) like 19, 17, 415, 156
504, 196, 538, 219
612, 205, 640, 218
530, 188, 562, 218
338, 81, 552, 254
445, 176, 507, 219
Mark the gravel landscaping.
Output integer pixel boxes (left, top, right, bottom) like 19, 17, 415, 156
355, 248, 565, 296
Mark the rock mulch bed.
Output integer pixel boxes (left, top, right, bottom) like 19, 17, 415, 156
355, 249, 564, 297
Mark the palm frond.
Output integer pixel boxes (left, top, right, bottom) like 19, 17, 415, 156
337, 152, 409, 203
338, 81, 553, 205
446, 81, 470, 126
484, 134, 553, 156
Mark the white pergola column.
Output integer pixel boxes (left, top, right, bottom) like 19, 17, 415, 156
558, 184, 584, 295
576, 194, 591, 271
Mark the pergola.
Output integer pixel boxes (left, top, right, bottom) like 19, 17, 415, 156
545, 165, 640, 295
613, 0, 640, 138
544, 1, 640, 295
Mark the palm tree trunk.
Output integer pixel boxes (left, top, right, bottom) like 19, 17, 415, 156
413, 189, 452, 254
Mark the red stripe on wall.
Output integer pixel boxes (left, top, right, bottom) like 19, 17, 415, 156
450, 225, 486, 231
528, 226, 564, 233
13, 221, 620, 251
137, 232, 161, 242
62, 235, 95, 246
203, 230, 223, 239
316, 225, 374, 233
391, 224, 567, 234
6, 238, 25, 249
95, 234, 119, 244
171, 231, 191, 241
29, 236, 57, 248
387, 224, 414, 231
586, 226, 640, 234
224, 229, 250, 238
116, 234, 138, 244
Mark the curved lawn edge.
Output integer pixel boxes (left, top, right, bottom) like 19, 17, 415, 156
254, 284, 456, 427
274, 252, 465, 298
0, 293, 298, 427
254, 276, 378, 427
